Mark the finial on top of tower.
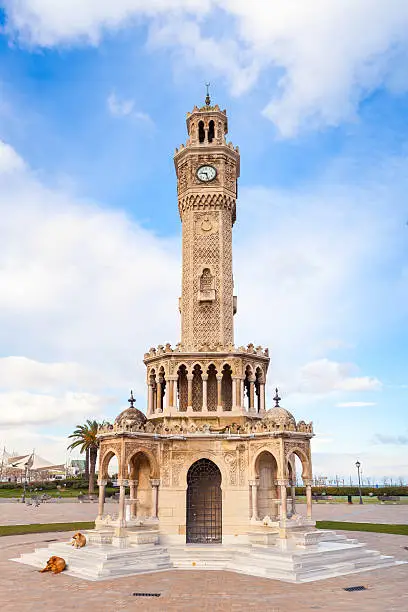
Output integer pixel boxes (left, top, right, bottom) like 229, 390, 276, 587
205, 82, 211, 106
273, 388, 281, 408
128, 390, 136, 408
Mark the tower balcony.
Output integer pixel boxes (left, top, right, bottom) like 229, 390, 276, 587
143, 343, 270, 419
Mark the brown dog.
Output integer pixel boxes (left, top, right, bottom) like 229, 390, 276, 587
71, 532, 86, 548
39, 556, 66, 574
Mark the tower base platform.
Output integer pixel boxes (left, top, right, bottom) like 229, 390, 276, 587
11, 525, 404, 583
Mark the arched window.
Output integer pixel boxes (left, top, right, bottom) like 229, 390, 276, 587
208, 120, 215, 143
198, 121, 205, 143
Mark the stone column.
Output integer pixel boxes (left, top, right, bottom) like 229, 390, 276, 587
232, 377, 237, 410
240, 378, 245, 411
249, 479, 259, 522
153, 385, 157, 415
148, 383, 154, 416
217, 375, 223, 411
260, 383, 266, 414
187, 374, 193, 410
290, 482, 296, 516
202, 374, 208, 412
278, 480, 288, 525
129, 479, 138, 519
168, 377, 177, 411
165, 379, 170, 412
117, 479, 127, 528
156, 378, 163, 412
249, 377, 255, 412
97, 479, 107, 520
305, 480, 313, 520
150, 479, 160, 520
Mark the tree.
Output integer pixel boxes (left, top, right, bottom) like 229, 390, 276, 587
68, 420, 101, 495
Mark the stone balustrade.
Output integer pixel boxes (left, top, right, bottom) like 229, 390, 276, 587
144, 342, 269, 360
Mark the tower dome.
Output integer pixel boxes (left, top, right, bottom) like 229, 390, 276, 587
263, 388, 296, 428
263, 406, 296, 428
115, 391, 146, 427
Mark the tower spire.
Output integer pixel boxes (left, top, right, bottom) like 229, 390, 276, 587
205, 82, 211, 106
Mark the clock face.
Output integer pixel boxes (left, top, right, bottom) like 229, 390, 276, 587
197, 165, 217, 182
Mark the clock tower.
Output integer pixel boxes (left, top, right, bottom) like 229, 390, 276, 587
174, 93, 240, 351
143, 92, 270, 417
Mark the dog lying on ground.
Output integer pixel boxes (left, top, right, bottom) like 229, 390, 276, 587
71, 532, 87, 548
39, 556, 66, 574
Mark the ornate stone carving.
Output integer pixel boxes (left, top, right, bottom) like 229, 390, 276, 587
224, 452, 237, 485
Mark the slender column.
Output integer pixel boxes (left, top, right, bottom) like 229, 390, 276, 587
152, 385, 157, 414
129, 479, 138, 519
260, 383, 266, 414
156, 378, 163, 412
249, 479, 259, 521
249, 377, 255, 412
148, 383, 154, 416
165, 379, 170, 412
217, 375, 223, 411
169, 379, 174, 408
290, 482, 296, 515
278, 480, 288, 525
117, 479, 127, 528
150, 479, 160, 520
305, 480, 313, 520
187, 374, 193, 409
232, 377, 237, 410
168, 377, 177, 410
240, 378, 245, 410
202, 374, 208, 412
97, 479, 107, 520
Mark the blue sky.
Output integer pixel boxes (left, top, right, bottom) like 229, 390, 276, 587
0, 1, 407, 482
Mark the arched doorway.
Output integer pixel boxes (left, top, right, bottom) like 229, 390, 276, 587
255, 451, 279, 520
186, 459, 222, 544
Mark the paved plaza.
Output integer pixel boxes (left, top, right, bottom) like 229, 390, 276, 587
0, 498, 407, 526
0, 502, 407, 611
0, 530, 407, 611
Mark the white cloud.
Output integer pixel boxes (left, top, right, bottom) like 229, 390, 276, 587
373, 434, 408, 446
0, 357, 104, 393
336, 401, 377, 408
0, 140, 25, 173
107, 92, 153, 124
0, 390, 109, 427
4, 1, 408, 135
107, 92, 135, 117
284, 359, 382, 396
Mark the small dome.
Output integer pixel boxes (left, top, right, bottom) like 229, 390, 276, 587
263, 406, 296, 428
115, 407, 146, 427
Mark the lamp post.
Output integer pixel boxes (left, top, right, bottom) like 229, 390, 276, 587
355, 460, 363, 505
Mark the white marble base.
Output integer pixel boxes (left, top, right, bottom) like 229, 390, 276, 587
11, 528, 404, 583
11, 538, 172, 581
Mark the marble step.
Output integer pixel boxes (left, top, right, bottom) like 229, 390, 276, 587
12, 542, 173, 581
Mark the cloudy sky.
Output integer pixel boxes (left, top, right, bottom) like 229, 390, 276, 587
0, 1, 407, 481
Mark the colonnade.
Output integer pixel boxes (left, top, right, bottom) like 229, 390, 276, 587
249, 479, 313, 523
147, 368, 266, 416
97, 478, 160, 527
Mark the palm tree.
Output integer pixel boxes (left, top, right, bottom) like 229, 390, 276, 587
68, 420, 101, 495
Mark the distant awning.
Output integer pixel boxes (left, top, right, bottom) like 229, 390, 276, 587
8, 453, 64, 471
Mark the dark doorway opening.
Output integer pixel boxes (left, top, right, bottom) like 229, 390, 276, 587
186, 458, 222, 544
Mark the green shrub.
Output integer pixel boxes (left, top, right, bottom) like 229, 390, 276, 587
294, 486, 408, 496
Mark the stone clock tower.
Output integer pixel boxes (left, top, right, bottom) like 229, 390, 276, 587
142, 93, 271, 416
174, 94, 239, 351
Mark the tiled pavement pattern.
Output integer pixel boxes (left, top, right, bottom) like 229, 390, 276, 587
296, 502, 408, 524
1, 531, 407, 612
1, 499, 407, 525
0, 499, 117, 526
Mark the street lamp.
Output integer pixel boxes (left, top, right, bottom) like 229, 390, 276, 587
355, 460, 363, 505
